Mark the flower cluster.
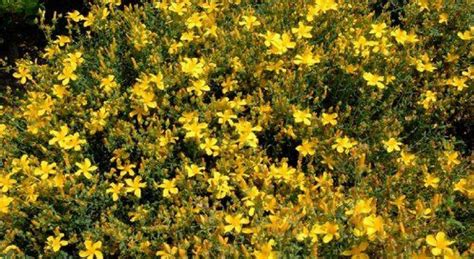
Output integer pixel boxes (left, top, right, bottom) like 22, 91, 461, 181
1, 0, 472, 257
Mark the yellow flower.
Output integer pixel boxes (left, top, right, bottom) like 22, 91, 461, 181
391, 28, 418, 45
49, 125, 70, 147
34, 161, 57, 180
342, 242, 369, 259
100, 7, 109, 20
293, 48, 320, 66
424, 173, 440, 189
0, 173, 17, 193
185, 13, 203, 29
369, 23, 387, 38
54, 35, 71, 47
169, 2, 187, 16
117, 162, 136, 176
291, 22, 312, 39
185, 164, 205, 177
204, 25, 218, 38
46, 233, 68, 252
180, 57, 205, 78
447, 76, 468, 91
261, 31, 295, 55
0, 124, 6, 138
321, 112, 337, 126
149, 72, 166, 90
65, 51, 84, 68
382, 137, 402, 153
0, 196, 14, 213
83, 12, 95, 27
293, 109, 312, 125
63, 133, 87, 151
239, 15, 261, 30
457, 30, 473, 41
79, 239, 103, 259
314, 0, 338, 14
13, 66, 32, 84
296, 139, 316, 156
426, 232, 454, 256
106, 182, 124, 201
332, 136, 357, 154
183, 120, 208, 139
179, 31, 196, 44
67, 10, 84, 22
57, 66, 78, 85
140, 91, 158, 111
345, 198, 374, 216
158, 179, 178, 198
100, 75, 118, 94
278, 32, 296, 53
363, 72, 385, 89
199, 137, 220, 156
216, 109, 237, 126
75, 158, 98, 179
453, 178, 473, 197
312, 222, 340, 243
443, 151, 460, 167
253, 240, 277, 259
419, 90, 437, 109
439, 13, 448, 24
224, 213, 249, 233
125, 176, 146, 198
398, 150, 416, 166
156, 243, 178, 258
362, 214, 385, 239
234, 120, 262, 148
269, 162, 296, 181
52, 84, 69, 99
415, 54, 436, 73
187, 79, 210, 96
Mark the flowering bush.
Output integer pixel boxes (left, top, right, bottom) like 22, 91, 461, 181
1, 0, 473, 257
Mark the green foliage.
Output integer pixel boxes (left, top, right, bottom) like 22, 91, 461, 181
0, 0, 40, 16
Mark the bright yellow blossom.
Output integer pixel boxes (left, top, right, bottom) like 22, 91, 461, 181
106, 182, 124, 201
199, 137, 220, 156
321, 112, 337, 126
180, 57, 205, 78
424, 173, 440, 189
296, 139, 316, 156
363, 72, 385, 89
75, 158, 98, 179
0, 196, 13, 213
158, 179, 178, 198
312, 222, 340, 243
185, 164, 205, 177
125, 176, 146, 198
187, 79, 210, 96
239, 15, 261, 30
79, 239, 103, 259
224, 213, 249, 233
293, 109, 312, 125
13, 66, 32, 84
46, 233, 68, 252
34, 161, 57, 180
382, 137, 402, 153
291, 22, 312, 39
426, 232, 454, 256
370, 23, 387, 38
332, 136, 357, 154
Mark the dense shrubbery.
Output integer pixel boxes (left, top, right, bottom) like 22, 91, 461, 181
1, 0, 473, 257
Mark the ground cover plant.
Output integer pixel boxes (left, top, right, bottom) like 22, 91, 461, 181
0, 0, 473, 257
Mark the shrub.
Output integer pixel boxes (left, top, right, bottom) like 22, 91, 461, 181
0, 0, 39, 14
0, 0, 473, 257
